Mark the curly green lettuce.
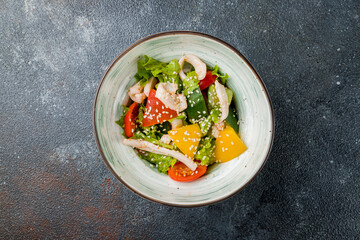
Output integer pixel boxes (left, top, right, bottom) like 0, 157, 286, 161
195, 136, 216, 166
135, 55, 182, 89
115, 105, 130, 128
139, 151, 177, 173
210, 65, 229, 84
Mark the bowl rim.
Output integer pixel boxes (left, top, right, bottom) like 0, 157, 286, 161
93, 30, 275, 207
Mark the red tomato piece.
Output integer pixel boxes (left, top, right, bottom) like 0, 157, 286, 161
168, 162, 207, 182
142, 89, 178, 127
199, 71, 217, 90
124, 102, 139, 138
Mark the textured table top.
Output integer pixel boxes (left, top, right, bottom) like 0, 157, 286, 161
1, 0, 359, 239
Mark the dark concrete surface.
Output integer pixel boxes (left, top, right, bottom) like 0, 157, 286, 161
1, 0, 359, 239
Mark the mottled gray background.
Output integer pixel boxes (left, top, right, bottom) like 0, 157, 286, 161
1, 0, 359, 239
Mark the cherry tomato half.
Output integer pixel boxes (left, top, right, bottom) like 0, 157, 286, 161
168, 162, 207, 182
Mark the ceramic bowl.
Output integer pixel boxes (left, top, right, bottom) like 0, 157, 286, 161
93, 31, 274, 207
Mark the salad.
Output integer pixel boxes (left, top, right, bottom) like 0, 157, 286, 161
116, 54, 247, 182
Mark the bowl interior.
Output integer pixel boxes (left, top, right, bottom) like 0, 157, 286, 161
94, 32, 273, 206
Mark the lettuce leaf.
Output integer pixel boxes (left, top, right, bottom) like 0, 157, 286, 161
195, 136, 216, 166
134, 59, 153, 86
143, 55, 167, 76
211, 65, 229, 84
134, 56, 182, 87
182, 71, 200, 96
143, 56, 182, 89
115, 105, 130, 128
139, 151, 177, 173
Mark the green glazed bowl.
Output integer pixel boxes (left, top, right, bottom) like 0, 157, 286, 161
93, 31, 274, 207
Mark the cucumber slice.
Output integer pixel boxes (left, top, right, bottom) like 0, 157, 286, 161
225, 106, 239, 132
186, 87, 209, 123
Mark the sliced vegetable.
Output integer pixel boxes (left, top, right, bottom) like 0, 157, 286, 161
215, 126, 247, 163
186, 87, 208, 123
124, 102, 139, 138
168, 162, 207, 182
225, 106, 239, 132
182, 71, 209, 122
199, 71, 217, 90
168, 124, 202, 158
142, 89, 178, 127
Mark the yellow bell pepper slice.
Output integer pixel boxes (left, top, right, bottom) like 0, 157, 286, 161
215, 126, 247, 163
168, 124, 201, 158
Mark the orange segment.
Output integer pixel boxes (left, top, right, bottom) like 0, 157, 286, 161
168, 124, 202, 158
215, 126, 247, 162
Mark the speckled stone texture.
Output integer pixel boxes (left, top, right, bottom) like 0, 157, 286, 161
1, 0, 359, 239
